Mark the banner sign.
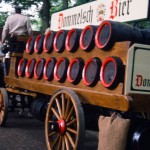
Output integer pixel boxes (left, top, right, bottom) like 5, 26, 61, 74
125, 44, 150, 95
50, 0, 149, 31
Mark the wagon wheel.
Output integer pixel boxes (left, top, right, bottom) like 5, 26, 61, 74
0, 88, 8, 126
45, 89, 85, 150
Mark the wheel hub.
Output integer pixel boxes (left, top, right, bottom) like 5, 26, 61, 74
57, 119, 66, 135
49, 119, 66, 135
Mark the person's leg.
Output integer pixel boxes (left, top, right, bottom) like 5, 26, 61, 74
9, 36, 17, 53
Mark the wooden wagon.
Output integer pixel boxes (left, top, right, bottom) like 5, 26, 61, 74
1, 1, 150, 149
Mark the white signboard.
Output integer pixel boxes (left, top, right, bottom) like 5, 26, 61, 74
125, 44, 150, 95
50, 0, 149, 31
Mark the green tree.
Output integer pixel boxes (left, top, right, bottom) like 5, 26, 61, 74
0, 0, 96, 32
39, 0, 51, 32
0, 11, 9, 27
2, 0, 72, 32
75, 0, 93, 5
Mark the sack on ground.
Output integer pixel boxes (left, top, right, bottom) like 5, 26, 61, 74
98, 113, 131, 150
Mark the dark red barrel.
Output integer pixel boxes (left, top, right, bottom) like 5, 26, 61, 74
17, 58, 28, 77
54, 57, 69, 82
95, 20, 144, 50
100, 56, 124, 89
25, 58, 36, 78
34, 34, 45, 54
26, 36, 36, 54
67, 58, 84, 84
43, 31, 55, 53
80, 25, 97, 51
53, 30, 68, 52
34, 58, 46, 80
65, 28, 81, 52
43, 57, 56, 81
82, 57, 101, 86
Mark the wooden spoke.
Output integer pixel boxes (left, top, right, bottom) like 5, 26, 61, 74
51, 134, 60, 149
55, 98, 62, 118
64, 97, 71, 119
65, 94, 70, 101
66, 106, 74, 122
57, 136, 62, 150
66, 131, 75, 148
0, 111, 4, 122
64, 135, 70, 150
48, 131, 56, 138
0, 93, 2, 100
67, 127, 77, 135
51, 107, 60, 120
0, 116, 2, 123
0, 95, 3, 106
61, 93, 65, 118
1, 111, 4, 116
62, 136, 65, 150
67, 118, 77, 127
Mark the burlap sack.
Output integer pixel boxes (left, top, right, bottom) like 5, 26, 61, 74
98, 113, 130, 150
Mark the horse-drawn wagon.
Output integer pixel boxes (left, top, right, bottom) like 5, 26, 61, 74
0, 0, 150, 149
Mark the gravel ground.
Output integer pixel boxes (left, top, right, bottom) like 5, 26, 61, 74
0, 110, 98, 150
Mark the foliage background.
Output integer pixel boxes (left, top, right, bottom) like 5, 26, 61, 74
0, 0, 93, 33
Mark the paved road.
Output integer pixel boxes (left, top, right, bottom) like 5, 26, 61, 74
0, 110, 98, 150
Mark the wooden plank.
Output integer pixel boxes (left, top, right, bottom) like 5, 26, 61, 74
11, 53, 23, 57
6, 87, 37, 97
5, 76, 131, 111
17, 35, 30, 42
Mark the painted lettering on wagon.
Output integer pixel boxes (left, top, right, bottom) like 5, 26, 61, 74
135, 75, 150, 87
57, 0, 133, 29
58, 6, 93, 29
109, 0, 132, 19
